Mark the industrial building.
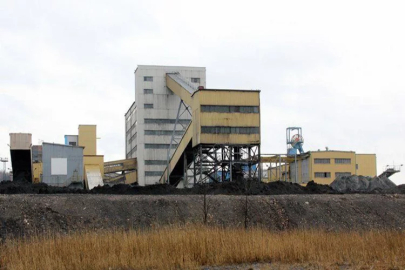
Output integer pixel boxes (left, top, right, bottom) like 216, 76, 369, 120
263, 128, 377, 185
7, 65, 384, 189
125, 65, 207, 186
265, 151, 376, 185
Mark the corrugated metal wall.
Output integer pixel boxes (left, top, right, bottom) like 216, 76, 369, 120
42, 143, 84, 187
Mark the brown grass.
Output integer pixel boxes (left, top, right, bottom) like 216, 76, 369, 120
1, 226, 405, 270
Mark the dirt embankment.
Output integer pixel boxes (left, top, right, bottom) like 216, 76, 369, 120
1, 194, 405, 241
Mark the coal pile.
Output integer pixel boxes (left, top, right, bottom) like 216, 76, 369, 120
0, 181, 85, 194
92, 180, 336, 195
188, 180, 336, 195
1, 180, 336, 195
1, 178, 401, 195
330, 175, 398, 193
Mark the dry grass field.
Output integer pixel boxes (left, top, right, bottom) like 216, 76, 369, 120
1, 226, 405, 270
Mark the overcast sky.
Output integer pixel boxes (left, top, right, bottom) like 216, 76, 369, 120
1, 0, 404, 184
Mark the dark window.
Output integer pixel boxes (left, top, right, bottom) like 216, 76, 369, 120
144, 118, 191, 124
145, 171, 163, 176
145, 130, 184, 136
314, 172, 331, 178
144, 76, 153, 81
144, 104, 153, 109
201, 126, 259, 134
144, 89, 153, 94
201, 105, 259, 113
145, 160, 167, 165
191, 78, 200, 83
335, 158, 351, 164
68, 142, 77, 146
314, 158, 330, 164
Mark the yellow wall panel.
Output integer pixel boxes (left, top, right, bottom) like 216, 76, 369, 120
310, 152, 356, 184
78, 125, 97, 156
197, 91, 260, 106
200, 113, 260, 127
33, 163, 43, 183
356, 154, 377, 177
125, 171, 138, 184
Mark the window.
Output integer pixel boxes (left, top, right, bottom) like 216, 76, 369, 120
335, 158, 351, 164
201, 126, 260, 134
144, 76, 153, 81
314, 158, 330, 164
201, 105, 259, 113
335, 172, 351, 178
145, 130, 184, 136
145, 171, 164, 176
68, 142, 77, 146
144, 89, 153, 94
314, 172, 331, 178
145, 160, 167, 165
145, 144, 178, 149
144, 103, 153, 109
144, 118, 191, 124
191, 78, 200, 83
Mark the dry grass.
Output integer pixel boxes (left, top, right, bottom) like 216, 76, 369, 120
1, 226, 405, 270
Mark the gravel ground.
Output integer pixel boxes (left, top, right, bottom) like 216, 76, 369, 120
1, 193, 405, 240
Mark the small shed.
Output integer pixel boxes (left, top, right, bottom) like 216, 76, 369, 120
42, 143, 84, 188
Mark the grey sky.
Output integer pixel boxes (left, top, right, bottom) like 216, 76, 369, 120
1, 0, 404, 184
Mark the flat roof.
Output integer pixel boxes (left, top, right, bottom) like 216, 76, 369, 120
135, 65, 206, 73
310, 150, 355, 153
191, 88, 261, 97
43, 142, 84, 148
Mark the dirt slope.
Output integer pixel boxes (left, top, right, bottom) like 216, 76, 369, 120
1, 194, 405, 240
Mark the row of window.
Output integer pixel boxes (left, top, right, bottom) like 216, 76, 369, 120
144, 103, 153, 109
201, 105, 259, 113
201, 126, 260, 135
144, 118, 191, 125
143, 76, 200, 83
145, 171, 164, 176
145, 130, 185, 136
145, 160, 167, 165
314, 172, 352, 178
144, 144, 178, 149
314, 158, 352, 164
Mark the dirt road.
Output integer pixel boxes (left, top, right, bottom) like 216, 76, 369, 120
1, 193, 405, 240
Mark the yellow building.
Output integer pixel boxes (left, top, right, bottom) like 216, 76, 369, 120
286, 150, 376, 185
78, 125, 105, 189
161, 73, 261, 185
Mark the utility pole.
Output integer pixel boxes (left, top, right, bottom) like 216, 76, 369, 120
0, 157, 8, 181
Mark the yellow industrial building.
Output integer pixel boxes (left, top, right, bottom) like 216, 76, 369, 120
161, 73, 261, 186
265, 150, 376, 185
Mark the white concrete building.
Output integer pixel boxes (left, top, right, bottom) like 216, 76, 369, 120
125, 65, 206, 186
